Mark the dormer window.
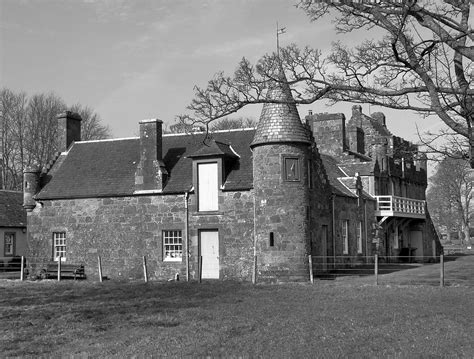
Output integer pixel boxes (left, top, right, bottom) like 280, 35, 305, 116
197, 162, 219, 212
189, 139, 239, 213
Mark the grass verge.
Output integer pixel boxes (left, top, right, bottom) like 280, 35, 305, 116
1, 277, 474, 357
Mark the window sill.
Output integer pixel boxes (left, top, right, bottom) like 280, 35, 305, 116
193, 211, 224, 216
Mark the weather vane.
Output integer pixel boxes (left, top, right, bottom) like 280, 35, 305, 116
276, 22, 286, 59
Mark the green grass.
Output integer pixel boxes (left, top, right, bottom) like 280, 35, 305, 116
1, 257, 474, 357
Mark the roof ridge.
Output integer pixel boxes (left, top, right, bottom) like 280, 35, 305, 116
77, 137, 139, 144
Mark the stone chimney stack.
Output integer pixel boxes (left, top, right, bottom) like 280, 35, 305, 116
57, 111, 82, 152
371, 112, 386, 127
134, 119, 168, 193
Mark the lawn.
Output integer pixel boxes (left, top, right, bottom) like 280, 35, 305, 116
1, 258, 474, 357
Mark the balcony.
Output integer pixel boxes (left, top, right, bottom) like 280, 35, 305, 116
375, 196, 426, 219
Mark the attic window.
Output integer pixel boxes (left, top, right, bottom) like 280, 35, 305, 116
197, 162, 219, 212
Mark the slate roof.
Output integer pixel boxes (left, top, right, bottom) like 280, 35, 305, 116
320, 155, 358, 198
339, 161, 375, 177
188, 139, 239, 159
0, 191, 26, 227
37, 129, 255, 199
251, 72, 311, 147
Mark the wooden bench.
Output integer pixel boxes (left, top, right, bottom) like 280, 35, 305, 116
42, 263, 86, 280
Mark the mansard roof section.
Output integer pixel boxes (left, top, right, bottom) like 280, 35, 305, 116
36, 129, 255, 199
251, 71, 311, 147
0, 190, 26, 227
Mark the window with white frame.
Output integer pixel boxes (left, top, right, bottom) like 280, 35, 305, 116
4, 233, 15, 256
342, 220, 349, 254
356, 221, 363, 254
197, 162, 219, 211
163, 230, 183, 261
53, 232, 66, 262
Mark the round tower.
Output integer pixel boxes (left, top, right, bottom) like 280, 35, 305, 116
23, 164, 41, 212
251, 71, 312, 282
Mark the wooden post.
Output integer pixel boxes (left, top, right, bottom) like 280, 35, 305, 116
375, 254, 379, 284
440, 254, 444, 287
252, 255, 257, 284
20, 256, 25, 281
98, 256, 103, 283
199, 256, 202, 283
143, 256, 148, 283
309, 255, 314, 284
57, 258, 61, 282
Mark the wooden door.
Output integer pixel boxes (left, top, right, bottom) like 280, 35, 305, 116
200, 230, 219, 279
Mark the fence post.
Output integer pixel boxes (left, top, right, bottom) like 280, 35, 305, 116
309, 255, 314, 284
440, 254, 444, 287
20, 256, 25, 281
374, 254, 378, 285
98, 256, 103, 283
57, 258, 61, 282
252, 255, 257, 284
199, 256, 203, 283
143, 256, 148, 283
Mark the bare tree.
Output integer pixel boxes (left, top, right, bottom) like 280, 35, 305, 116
0, 88, 111, 190
0, 89, 28, 190
427, 156, 472, 244
68, 103, 111, 141
182, 0, 473, 167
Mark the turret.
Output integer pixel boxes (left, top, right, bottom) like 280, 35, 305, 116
251, 69, 312, 282
23, 164, 41, 211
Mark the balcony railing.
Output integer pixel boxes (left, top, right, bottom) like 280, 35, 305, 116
375, 196, 425, 219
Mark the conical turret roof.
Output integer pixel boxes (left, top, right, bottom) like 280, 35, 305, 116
251, 70, 311, 147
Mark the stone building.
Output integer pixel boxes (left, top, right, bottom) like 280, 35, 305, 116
306, 105, 442, 262
24, 76, 440, 281
0, 190, 27, 262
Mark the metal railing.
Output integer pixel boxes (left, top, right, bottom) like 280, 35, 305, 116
375, 195, 425, 218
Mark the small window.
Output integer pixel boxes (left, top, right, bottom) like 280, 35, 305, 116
393, 226, 399, 249
197, 162, 219, 211
53, 232, 66, 262
283, 156, 300, 181
269, 232, 274, 247
342, 220, 349, 254
163, 230, 183, 261
4, 233, 15, 256
356, 221, 363, 254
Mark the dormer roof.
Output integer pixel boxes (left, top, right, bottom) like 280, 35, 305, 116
188, 139, 239, 159
251, 70, 311, 147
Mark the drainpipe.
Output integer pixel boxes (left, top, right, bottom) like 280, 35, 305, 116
331, 193, 336, 267
364, 199, 368, 262
252, 190, 257, 284
184, 191, 189, 282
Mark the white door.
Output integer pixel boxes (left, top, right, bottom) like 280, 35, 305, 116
200, 230, 219, 279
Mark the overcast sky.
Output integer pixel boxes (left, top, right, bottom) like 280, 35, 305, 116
1, 0, 444, 142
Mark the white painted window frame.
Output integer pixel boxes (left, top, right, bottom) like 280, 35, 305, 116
53, 232, 66, 262
163, 230, 183, 262
197, 161, 219, 212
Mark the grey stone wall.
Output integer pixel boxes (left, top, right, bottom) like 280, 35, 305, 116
27, 190, 255, 281
253, 143, 311, 282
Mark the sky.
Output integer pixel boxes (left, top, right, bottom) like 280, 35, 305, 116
1, 0, 445, 143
